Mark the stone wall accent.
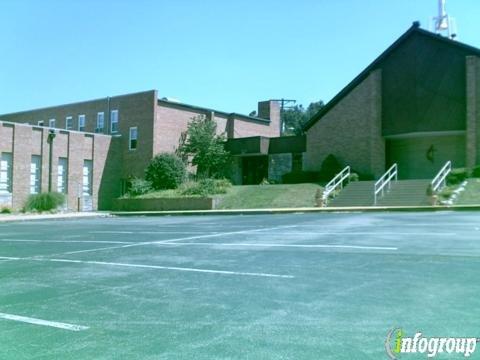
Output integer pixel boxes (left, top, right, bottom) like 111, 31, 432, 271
304, 70, 384, 177
466, 56, 480, 168
229, 156, 242, 185
268, 153, 292, 183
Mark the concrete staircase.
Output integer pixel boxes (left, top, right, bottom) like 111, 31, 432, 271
328, 180, 431, 207
328, 181, 375, 207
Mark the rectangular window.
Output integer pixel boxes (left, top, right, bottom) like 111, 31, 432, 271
57, 158, 68, 194
96, 112, 105, 133
37, 120, 44, 126
66, 116, 73, 130
110, 110, 119, 133
49, 119, 56, 128
0, 153, 12, 194
30, 155, 42, 194
83, 160, 93, 196
78, 114, 86, 131
129, 127, 138, 150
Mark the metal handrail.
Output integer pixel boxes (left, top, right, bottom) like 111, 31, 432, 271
322, 166, 350, 206
431, 161, 452, 192
374, 163, 398, 205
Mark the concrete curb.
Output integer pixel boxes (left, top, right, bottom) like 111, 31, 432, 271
110, 204, 480, 217
0, 212, 110, 223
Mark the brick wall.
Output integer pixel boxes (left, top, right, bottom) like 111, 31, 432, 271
466, 56, 480, 167
304, 70, 385, 177
0, 121, 116, 211
0, 90, 158, 180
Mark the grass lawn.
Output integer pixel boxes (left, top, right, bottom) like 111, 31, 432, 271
455, 178, 480, 205
131, 183, 323, 209
216, 183, 322, 209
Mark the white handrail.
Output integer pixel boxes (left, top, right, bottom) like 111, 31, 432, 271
322, 166, 350, 206
374, 163, 398, 205
431, 161, 452, 192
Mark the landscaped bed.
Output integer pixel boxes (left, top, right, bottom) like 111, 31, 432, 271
124, 183, 322, 210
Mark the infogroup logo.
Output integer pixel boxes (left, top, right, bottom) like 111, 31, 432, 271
385, 328, 478, 359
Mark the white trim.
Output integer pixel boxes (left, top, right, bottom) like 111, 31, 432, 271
110, 109, 119, 133
37, 120, 44, 126
129, 126, 138, 150
48, 118, 56, 128
65, 116, 73, 130
96, 112, 105, 133
78, 114, 86, 131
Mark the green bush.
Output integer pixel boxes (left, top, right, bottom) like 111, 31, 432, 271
145, 153, 186, 190
128, 178, 153, 196
24, 192, 65, 212
349, 173, 359, 182
180, 178, 231, 196
0, 207, 11, 214
318, 154, 343, 181
471, 165, 480, 178
447, 168, 469, 185
282, 171, 319, 184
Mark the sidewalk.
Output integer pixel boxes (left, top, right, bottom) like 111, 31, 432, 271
111, 204, 480, 216
0, 212, 110, 223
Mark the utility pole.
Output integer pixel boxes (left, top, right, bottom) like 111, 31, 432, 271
271, 98, 296, 135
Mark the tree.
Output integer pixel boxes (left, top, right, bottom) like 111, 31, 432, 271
178, 116, 230, 178
145, 153, 186, 190
282, 100, 325, 136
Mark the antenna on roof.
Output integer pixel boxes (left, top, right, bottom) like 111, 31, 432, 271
431, 0, 458, 40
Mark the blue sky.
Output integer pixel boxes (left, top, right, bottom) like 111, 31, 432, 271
0, 0, 478, 115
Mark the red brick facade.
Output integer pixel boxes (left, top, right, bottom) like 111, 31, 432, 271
0, 90, 280, 210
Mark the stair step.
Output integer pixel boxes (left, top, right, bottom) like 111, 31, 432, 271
328, 180, 431, 207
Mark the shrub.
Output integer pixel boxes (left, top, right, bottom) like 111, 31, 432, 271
24, 192, 65, 212
318, 154, 343, 181
145, 153, 186, 190
282, 171, 319, 184
180, 178, 231, 196
128, 178, 152, 196
349, 173, 359, 182
447, 168, 469, 185
471, 165, 480, 178
0, 207, 11, 214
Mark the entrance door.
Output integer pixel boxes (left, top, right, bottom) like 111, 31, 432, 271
242, 156, 268, 185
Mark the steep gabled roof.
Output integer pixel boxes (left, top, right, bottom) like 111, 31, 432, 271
303, 22, 480, 131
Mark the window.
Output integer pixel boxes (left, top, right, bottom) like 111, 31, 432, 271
96, 112, 105, 133
49, 119, 56, 128
0, 153, 12, 194
110, 110, 119, 133
83, 160, 93, 196
30, 155, 42, 194
37, 120, 44, 126
78, 114, 86, 131
66, 116, 73, 130
129, 127, 138, 150
57, 158, 68, 194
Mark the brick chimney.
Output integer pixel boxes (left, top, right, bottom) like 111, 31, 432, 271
257, 100, 280, 136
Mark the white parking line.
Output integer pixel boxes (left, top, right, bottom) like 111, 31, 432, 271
55, 225, 299, 257
0, 256, 294, 279
0, 239, 134, 244
0, 312, 89, 331
154, 242, 398, 251
90, 231, 220, 234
